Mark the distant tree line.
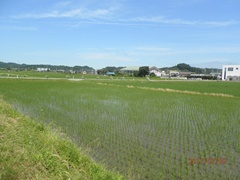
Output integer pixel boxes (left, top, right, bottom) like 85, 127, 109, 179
98, 63, 221, 77
0, 61, 94, 72
1, 61, 221, 76
161, 63, 221, 74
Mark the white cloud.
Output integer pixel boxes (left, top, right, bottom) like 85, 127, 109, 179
12, 8, 114, 19
202, 20, 238, 27
127, 46, 240, 57
178, 47, 240, 54
54, 1, 72, 8
130, 16, 238, 27
80, 53, 135, 62
10, 4, 238, 28
135, 47, 172, 51
131, 16, 197, 25
190, 58, 232, 68
0, 26, 37, 31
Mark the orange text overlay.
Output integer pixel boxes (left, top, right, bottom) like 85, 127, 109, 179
188, 158, 227, 165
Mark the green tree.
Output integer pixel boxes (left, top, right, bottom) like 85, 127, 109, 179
150, 72, 156, 77
176, 63, 191, 71
133, 71, 139, 77
138, 66, 149, 77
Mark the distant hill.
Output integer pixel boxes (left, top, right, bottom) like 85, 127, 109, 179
160, 63, 221, 74
0, 61, 94, 72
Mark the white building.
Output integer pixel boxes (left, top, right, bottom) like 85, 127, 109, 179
169, 70, 179, 77
149, 66, 161, 77
37, 68, 50, 72
222, 65, 240, 81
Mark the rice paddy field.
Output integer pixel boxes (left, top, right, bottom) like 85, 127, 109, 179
0, 78, 239, 179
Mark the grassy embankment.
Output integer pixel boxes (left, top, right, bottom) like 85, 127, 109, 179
0, 98, 123, 180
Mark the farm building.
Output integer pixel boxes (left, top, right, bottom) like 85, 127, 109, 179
119, 66, 140, 75
179, 72, 192, 77
222, 65, 240, 81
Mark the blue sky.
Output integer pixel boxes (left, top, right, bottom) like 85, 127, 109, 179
0, 0, 240, 69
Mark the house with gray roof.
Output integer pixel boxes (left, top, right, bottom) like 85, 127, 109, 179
119, 66, 140, 75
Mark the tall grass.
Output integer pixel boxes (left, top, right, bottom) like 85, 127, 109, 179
0, 79, 239, 179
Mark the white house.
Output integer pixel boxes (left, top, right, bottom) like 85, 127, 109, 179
222, 65, 240, 81
37, 68, 50, 72
149, 66, 161, 77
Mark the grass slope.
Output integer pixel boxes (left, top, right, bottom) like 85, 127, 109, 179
0, 99, 123, 180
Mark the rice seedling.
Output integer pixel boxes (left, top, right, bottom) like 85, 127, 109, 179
0, 78, 239, 179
